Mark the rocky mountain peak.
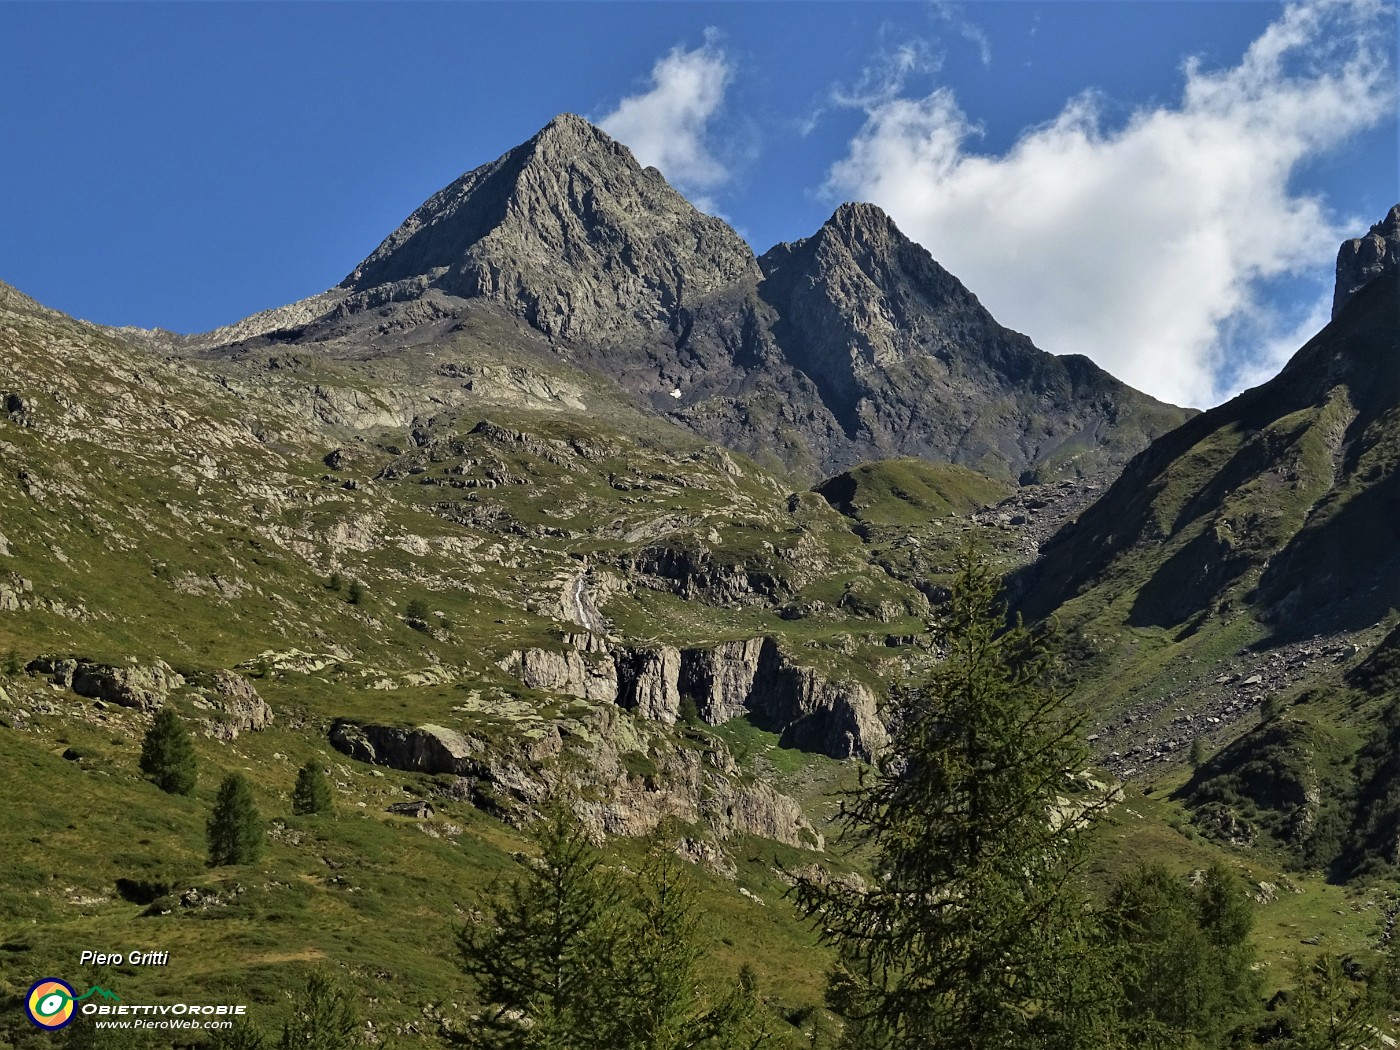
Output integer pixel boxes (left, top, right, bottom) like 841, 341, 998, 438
823, 201, 900, 244
339, 114, 759, 344
757, 204, 1190, 478
518, 112, 640, 174
196, 122, 1190, 483
763, 202, 982, 318
1334, 203, 1399, 318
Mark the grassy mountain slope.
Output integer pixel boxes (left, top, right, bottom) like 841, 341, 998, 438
0, 281, 931, 1045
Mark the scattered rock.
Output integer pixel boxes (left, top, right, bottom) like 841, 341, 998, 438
386, 800, 435, 819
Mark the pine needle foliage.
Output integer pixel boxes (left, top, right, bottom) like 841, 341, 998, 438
457, 806, 621, 1050
794, 544, 1112, 1050
1102, 862, 1259, 1048
276, 970, 363, 1050
458, 811, 772, 1050
291, 760, 333, 816
616, 844, 773, 1050
207, 772, 263, 866
139, 706, 197, 796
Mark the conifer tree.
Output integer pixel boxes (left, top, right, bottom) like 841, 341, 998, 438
793, 544, 1112, 1050
457, 806, 620, 1050
458, 813, 771, 1050
1189, 736, 1206, 768
139, 706, 197, 795
1278, 953, 1376, 1050
617, 844, 705, 1049
1102, 862, 1259, 1048
276, 970, 363, 1050
291, 760, 333, 816
207, 773, 263, 866
1195, 862, 1260, 1022
615, 842, 772, 1050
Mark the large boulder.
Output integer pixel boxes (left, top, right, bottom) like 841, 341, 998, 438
28, 656, 183, 711
196, 671, 273, 739
329, 721, 487, 777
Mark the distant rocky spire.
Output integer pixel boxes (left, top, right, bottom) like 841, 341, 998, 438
1333, 204, 1399, 318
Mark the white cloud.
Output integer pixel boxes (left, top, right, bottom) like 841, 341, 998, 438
933, 1, 991, 66
598, 33, 734, 198
832, 39, 942, 109
826, 0, 1395, 407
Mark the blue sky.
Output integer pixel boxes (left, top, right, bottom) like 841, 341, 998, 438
1, 1, 1395, 406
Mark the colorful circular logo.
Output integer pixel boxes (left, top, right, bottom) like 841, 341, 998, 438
25, 979, 77, 1029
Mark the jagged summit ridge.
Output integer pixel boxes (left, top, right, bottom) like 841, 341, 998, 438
196, 114, 1191, 480
1334, 203, 1399, 318
340, 113, 758, 345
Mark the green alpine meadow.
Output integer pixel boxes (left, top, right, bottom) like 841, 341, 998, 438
1, 110, 1397, 1049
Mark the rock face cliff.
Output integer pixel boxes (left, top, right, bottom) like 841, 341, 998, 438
500, 633, 885, 761
1334, 204, 1400, 318
326, 712, 824, 853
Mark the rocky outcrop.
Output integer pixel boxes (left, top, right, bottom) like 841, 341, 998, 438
193, 671, 274, 739
617, 646, 682, 724
386, 800, 435, 819
26, 656, 183, 711
515, 646, 617, 703
710, 780, 822, 848
622, 543, 789, 606
328, 706, 822, 853
503, 635, 884, 760
1334, 204, 1400, 318
745, 644, 885, 760
328, 721, 488, 777
681, 638, 766, 724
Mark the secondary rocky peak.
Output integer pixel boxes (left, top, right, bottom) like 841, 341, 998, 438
763, 202, 980, 318
1334, 203, 1399, 318
757, 202, 1190, 478
340, 114, 759, 344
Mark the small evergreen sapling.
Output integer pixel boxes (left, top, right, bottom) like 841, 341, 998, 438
139, 706, 197, 795
207, 773, 263, 866
292, 760, 333, 815
457, 810, 771, 1050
